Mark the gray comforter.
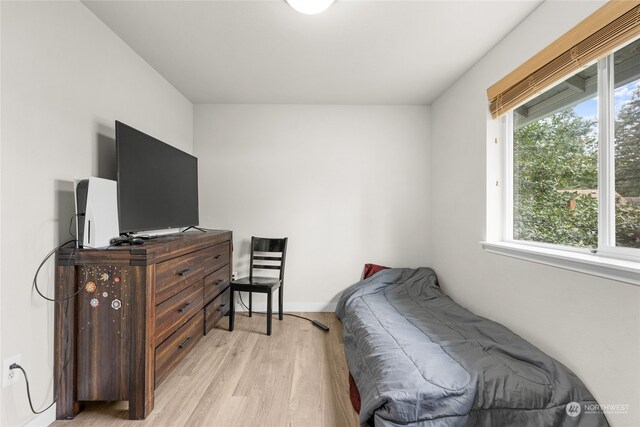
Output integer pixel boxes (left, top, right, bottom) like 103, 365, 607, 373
336, 268, 609, 427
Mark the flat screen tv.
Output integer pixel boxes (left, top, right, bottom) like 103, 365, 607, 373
116, 121, 199, 234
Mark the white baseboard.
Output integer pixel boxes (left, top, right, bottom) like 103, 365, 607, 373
286, 302, 337, 312
25, 404, 55, 427
234, 302, 337, 313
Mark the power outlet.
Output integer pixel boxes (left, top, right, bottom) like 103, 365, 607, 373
3, 354, 21, 387
232, 271, 238, 281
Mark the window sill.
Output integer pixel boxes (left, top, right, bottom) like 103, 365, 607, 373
481, 241, 640, 286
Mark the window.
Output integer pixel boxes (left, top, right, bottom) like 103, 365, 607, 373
484, 3, 639, 284
613, 42, 640, 249
504, 38, 640, 258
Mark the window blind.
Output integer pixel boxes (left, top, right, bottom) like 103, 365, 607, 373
487, 1, 640, 119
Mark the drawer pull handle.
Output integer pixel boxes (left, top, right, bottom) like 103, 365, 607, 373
216, 279, 224, 285
177, 269, 190, 276
218, 303, 227, 312
178, 336, 192, 350
214, 254, 221, 259
178, 302, 191, 313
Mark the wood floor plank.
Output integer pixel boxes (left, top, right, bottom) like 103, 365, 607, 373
51, 312, 359, 427
183, 327, 260, 425
146, 325, 242, 426
249, 335, 296, 425
324, 315, 359, 427
289, 317, 323, 427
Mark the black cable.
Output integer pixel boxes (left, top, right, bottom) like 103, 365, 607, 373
68, 213, 82, 241
32, 240, 82, 302
24, 227, 80, 413
33, 236, 120, 302
9, 364, 56, 415
25, 214, 113, 413
281, 312, 319, 322
237, 292, 317, 323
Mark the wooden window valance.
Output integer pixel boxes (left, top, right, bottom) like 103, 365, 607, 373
487, 1, 640, 119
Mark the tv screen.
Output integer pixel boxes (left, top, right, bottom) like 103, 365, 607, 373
116, 121, 199, 234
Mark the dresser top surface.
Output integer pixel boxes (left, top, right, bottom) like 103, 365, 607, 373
57, 230, 232, 265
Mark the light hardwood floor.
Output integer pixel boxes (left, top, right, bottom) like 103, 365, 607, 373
51, 312, 359, 427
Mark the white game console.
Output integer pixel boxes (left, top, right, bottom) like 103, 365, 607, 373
75, 177, 119, 248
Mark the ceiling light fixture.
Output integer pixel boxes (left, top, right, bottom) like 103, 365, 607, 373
286, 0, 335, 15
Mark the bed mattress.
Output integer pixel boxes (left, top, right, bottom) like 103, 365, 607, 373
336, 268, 608, 427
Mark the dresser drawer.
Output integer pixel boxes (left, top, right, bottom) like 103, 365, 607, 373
204, 287, 230, 335
155, 250, 204, 304
155, 312, 203, 387
203, 242, 229, 276
203, 265, 230, 305
155, 280, 204, 344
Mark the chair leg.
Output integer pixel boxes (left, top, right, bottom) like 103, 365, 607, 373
229, 290, 235, 332
249, 292, 252, 317
267, 291, 272, 336
278, 286, 283, 321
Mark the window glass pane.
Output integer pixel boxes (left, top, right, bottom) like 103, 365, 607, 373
512, 63, 598, 248
614, 38, 640, 249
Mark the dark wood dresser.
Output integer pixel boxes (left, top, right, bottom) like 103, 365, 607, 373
54, 230, 232, 420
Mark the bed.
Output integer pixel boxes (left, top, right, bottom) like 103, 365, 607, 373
336, 267, 609, 427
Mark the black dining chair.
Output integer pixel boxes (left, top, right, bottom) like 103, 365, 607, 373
229, 237, 288, 336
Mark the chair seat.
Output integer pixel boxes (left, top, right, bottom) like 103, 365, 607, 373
232, 276, 281, 286
231, 277, 282, 294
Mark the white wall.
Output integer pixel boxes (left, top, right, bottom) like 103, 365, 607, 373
430, 1, 639, 426
0, 2, 193, 425
194, 104, 430, 310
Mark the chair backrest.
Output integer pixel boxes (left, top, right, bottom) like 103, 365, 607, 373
249, 237, 288, 283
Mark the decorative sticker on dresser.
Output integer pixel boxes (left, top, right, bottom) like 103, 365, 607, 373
79, 266, 129, 332
84, 281, 97, 293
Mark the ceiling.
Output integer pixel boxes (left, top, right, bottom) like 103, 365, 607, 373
83, 0, 543, 105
